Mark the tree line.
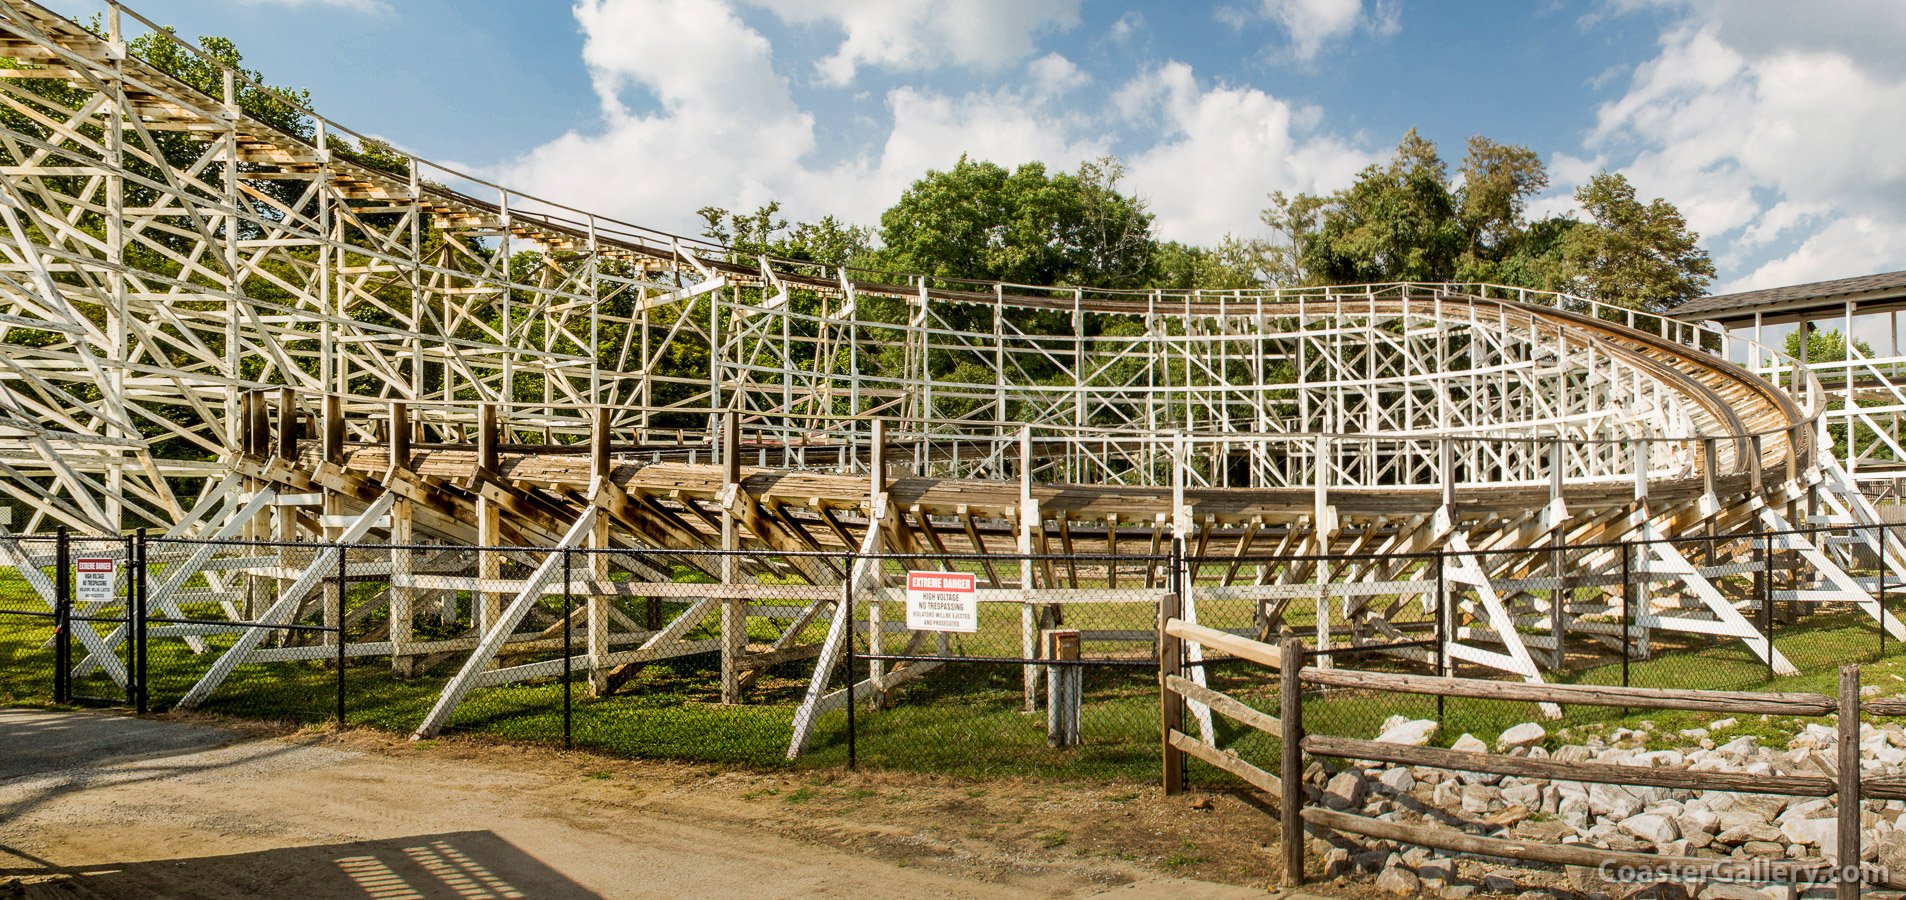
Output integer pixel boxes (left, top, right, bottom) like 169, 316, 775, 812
704, 129, 1716, 313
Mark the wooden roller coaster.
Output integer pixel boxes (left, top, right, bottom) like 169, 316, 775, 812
0, 0, 1900, 755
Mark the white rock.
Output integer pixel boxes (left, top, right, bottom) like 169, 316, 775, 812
1678, 808, 1719, 835
1377, 767, 1415, 794
1780, 816, 1836, 848
1876, 744, 1906, 766
1497, 723, 1546, 750
1381, 714, 1408, 733
1324, 771, 1367, 810
1502, 783, 1543, 808
1645, 750, 1686, 768
1552, 745, 1594, 763
1461, 784, 1501, 814
1621, 813, 1680, 846
1588, 783, 1643, 820
1560, 796, 1591, 828
1700, 791, 1739, 812
1776, 798, 1831, 824
1452, 733, 1489, 754
1377, 719, 1439, 746
1375, 865, 1420, 896
1710, 717, 1737, 730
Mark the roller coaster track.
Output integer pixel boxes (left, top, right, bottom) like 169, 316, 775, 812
0, 1, 1892, 750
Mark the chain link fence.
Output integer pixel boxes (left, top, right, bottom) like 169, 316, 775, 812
1, 521, 1904, 781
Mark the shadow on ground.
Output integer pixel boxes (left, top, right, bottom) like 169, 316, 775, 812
0, 830, 601, 899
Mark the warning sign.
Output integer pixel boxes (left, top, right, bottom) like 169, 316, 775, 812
905, 570, 978, 633
75, 558, 115, 603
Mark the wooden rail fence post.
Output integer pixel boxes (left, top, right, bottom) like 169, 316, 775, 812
1281, 636, 1305, 886
1160, 593, 1185, 794
1838, 663, 1860, 900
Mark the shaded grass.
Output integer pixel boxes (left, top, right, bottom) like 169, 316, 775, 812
3, 577, 1902, 783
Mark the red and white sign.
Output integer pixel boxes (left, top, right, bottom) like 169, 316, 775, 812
905, 570, 978, 633
75, 558, 115, 603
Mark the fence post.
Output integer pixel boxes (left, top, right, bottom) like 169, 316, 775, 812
1159, 589, 1184, 795
1280, 636, 1305, 887
335, 542, 346, 726
132, 530, 146, 714
844, 579, 856, 770
1762, 531, 1775, 682
1434, 553, 1446, 723
1621, 541, 1632, 690
563, 546, 573, 752
1837, 663, 1860, 899
54, 525, 69, 705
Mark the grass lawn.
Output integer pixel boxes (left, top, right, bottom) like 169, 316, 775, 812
4, 551, 1904, 783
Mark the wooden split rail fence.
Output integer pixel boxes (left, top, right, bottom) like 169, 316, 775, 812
1158, 615, 1906, 899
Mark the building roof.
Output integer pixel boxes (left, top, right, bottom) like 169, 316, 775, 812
1675, 269, 1906, 322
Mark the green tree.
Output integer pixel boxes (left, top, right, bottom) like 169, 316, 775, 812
1562, 172, 1714, 310
1263, 132, 1714, 310
698, 201, 872, 268
1267, 129, 1465, 285
1155, 235, 1282, 290
1784, 327, 1872, 363
874, 155, 1158, 289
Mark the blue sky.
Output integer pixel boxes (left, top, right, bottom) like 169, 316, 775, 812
44, 0, 1906, 293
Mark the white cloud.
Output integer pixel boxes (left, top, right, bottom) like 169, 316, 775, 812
496, 0, 1373, 249
1227, 0, 1394, 62
1116, 63, 1374, 243
1028, 53, 1089, 98
1107, 11, 1145, 45
495, 0, 816, 233
747, 0, 1082, 86
1588, 7, 1906, 289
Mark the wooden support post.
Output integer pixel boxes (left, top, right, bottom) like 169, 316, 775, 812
389, 400, 414, 677
240, 391, 258, 456
1046, 628, 1081, 747
587, 509, 611, 696
323, 393, 344, 464
1281, 637, 1305, 886
1020, 424, 1038, 712
588, 406, 613, 695
389, 401, 409, 472
1160, 591, 1185, 794
870, 418, 887, 492
867, 419, 891, 705
1838, 663, 1860, 897
477, 404, 498, 471
390, 502, 415, 677
721, 409, 743, 705
475, 404, 499, 641
321, 394, 345, 649
276, 388, 297, 461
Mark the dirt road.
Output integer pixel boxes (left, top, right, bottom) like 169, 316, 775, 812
0, 710, 1280, 899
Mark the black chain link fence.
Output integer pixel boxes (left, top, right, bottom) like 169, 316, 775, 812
1, 521, 1903, 781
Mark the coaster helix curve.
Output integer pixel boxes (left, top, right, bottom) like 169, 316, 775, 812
0, 1, 1889, 751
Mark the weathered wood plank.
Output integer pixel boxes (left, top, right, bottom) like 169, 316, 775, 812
1165, 675, 1280, 736
1303, 808, 1851, 885
1302, 734, 1833, 798
1300, 667, 1835, 716
1168, 729, 1280, 798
